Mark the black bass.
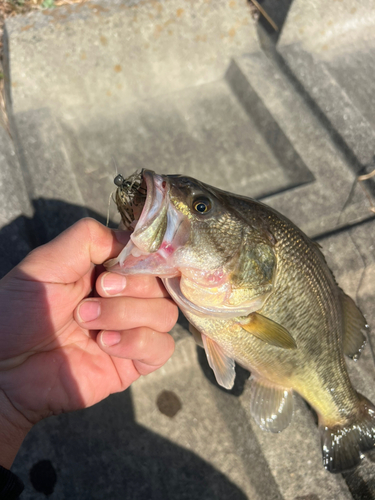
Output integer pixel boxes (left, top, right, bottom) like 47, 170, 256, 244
106, 170, 374, 473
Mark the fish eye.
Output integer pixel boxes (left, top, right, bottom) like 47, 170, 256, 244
114, 174, 125, 187
193, 197, 212, 214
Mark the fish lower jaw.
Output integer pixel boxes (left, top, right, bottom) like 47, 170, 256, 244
107, 240, 149, 269
130, 245, 149, 258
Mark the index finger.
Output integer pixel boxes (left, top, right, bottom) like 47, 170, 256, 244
96, 272, 170, 298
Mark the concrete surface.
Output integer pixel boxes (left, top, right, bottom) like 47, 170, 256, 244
7, 0, 258, 114
0, 124, 33, 275
2, 0, 375, 498
278, 0, 375, 169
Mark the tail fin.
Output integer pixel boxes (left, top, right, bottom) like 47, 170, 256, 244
320, 393, 375, 473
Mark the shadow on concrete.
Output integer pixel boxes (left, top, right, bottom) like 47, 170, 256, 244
0, 198, 116, 279
1, 200, 252, 499
16, 390, 250, 499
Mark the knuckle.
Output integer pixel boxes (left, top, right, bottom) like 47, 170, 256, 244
78, 218, 111, 249
119, 302, 131, 323
131, 276, 158, 296
160, 300, 179, 331
135, 329, 150, 352
75, 217, 98, 235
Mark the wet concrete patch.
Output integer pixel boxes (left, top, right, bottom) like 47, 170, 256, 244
29, 460, 57, 495
156, 390, 182, 418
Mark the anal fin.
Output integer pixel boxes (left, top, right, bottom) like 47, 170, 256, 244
250, 377, 294, 433
201, 334, 236, 390
340, 291, 367, 360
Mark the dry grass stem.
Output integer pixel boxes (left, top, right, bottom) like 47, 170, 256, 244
0, 79, 11, 135
358, 169, 375, 181
249, 0, 278, 31
358, 173, 375, 214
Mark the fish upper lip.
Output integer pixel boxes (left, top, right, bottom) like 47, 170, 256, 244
133, 169, 168, 231
137, 169, 155, 228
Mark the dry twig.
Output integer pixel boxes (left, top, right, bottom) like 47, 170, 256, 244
358, 169, 375, 214
249, 0, 278, 31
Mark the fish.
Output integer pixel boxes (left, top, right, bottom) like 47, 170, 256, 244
105, 169, 375, 473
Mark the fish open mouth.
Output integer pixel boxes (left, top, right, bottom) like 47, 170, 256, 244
114, 169, 169, 238
105, 169, 173, 269
134, 170, 169, 238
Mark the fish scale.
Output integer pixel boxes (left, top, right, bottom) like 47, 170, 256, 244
232, 205, 361, 423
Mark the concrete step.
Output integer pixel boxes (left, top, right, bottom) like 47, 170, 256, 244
230, 53, 374, 237
278, 0, 375, 169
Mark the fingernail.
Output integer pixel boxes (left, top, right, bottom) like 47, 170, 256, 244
78, 300, 101, 322
102, 273, 127, 295
101, 331, 121, 347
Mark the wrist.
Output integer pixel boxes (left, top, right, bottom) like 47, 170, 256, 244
0, 391, 32, 469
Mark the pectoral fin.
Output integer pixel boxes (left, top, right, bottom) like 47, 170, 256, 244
241, 313, 296, 349
340, 291, 367, 360
250, 377, 294, 433
189, 323, 203, 348
201, 334, 236, 390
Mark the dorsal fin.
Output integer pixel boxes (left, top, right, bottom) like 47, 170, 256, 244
340, 291, 367, 360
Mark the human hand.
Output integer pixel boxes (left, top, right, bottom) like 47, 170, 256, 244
0, 219, 177, 467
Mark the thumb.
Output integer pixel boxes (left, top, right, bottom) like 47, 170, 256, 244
14, 218, 130, 284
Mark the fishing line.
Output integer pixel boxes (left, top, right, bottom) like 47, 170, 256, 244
111, 156, 119, 177
106, 157, 124, 227
106, 188, 116, 227
347, 231, 375, 366
338, 170, 375, 365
